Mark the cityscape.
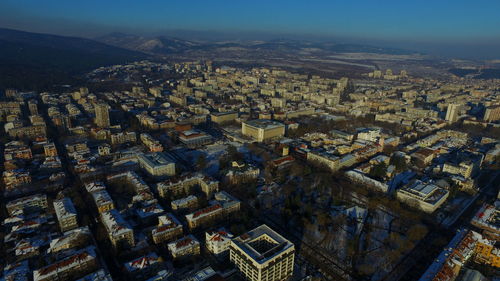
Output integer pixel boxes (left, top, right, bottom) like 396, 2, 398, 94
0, 1, 499, 281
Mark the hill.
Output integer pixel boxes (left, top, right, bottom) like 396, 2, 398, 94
0, 28, 147, 90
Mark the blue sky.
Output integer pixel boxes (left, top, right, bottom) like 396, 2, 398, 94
1, 0, 500, 58
1, 0, 499, 39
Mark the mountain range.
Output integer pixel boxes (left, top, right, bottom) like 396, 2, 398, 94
94, 32, 417, 56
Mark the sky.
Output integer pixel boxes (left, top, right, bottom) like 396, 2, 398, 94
1, 0, 500, 58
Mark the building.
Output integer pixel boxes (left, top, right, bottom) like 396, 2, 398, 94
91, 190, 115, 213
206, 229, 234, 256
124, 252, 163, 281
137, 152, 176, 177
110, 132, 137, 145
185, 204, 224, 230
484, 105, 500, 122
225, 161, 260, 184
419, 229, 499, 281
48, 227, 92, 254
171, 195, 198, 211
213, 191, 241, 216
95, 103, 110, 128
151, 214, 184, 244
140, 133, 163, 152
54, 198, 79, 232
230, 224, 295, 281
85, 182, 107, 193
168, 235, 201, 259
101, 209, 135, 249
210, 111, 238, 124
307, 150, 340, 172
33, 246, 98, 281
6, 194, 48, 215
44, 142, 58, 157
471, 203, 499, 240
178, 130, 213, 148
7, 124, 47, 139
157, 174, 219, 199
396, 180, 449, 213
445, 104, 459, 123
242, 120, 285, 142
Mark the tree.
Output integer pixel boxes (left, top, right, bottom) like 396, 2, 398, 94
369, 162, 388, 180
390, 155, 407, 172
196, 154, 207, 170
407, 224, 428, 242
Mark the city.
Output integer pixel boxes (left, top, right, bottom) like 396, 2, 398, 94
0, 1, 499, 281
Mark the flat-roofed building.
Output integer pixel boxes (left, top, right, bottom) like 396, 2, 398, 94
54, 198, 78, 232
230, 224, 295, 281
178, 130, 213, 148
307, 150, 340, 172
95, 103, 110, 128
242, 120, 285, 142
396, 180, 449, 213
151, 214, 184, 244
137, 152, 176, 177
168, 235, 200, 259
101, 209, 134, 249
211, 111, 238, 124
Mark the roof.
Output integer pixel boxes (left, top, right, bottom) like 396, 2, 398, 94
244, 119, 284, 130
53, 198, 77, 221
101, 209, 132, 237
33, 246, 97, 281
231, 224, 294, 264
167, 235, 200, 254
138, 152, 175, 167
124, 252, 161, 272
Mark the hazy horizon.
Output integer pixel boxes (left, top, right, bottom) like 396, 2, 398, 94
1, 0, 500, 60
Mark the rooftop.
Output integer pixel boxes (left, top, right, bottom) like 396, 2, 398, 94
53, 198, 77, 220
231, 224, 294, 264
244, 119, 284, 130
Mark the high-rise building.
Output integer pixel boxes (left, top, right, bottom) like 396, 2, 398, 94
95, 103, 110, 128
230, 225, 295, 281
28, 100, 38, 115
445, 104, 459, 123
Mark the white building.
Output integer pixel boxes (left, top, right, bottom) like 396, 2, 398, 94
206, 229, 234, 256
230, 224, 295, 281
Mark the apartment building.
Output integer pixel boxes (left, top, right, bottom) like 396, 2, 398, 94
151, 214, 184, 244
168, 235, 201, 259
6, 194, 48, 215
101, 209, 135, 249
53, 198, 79, 232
